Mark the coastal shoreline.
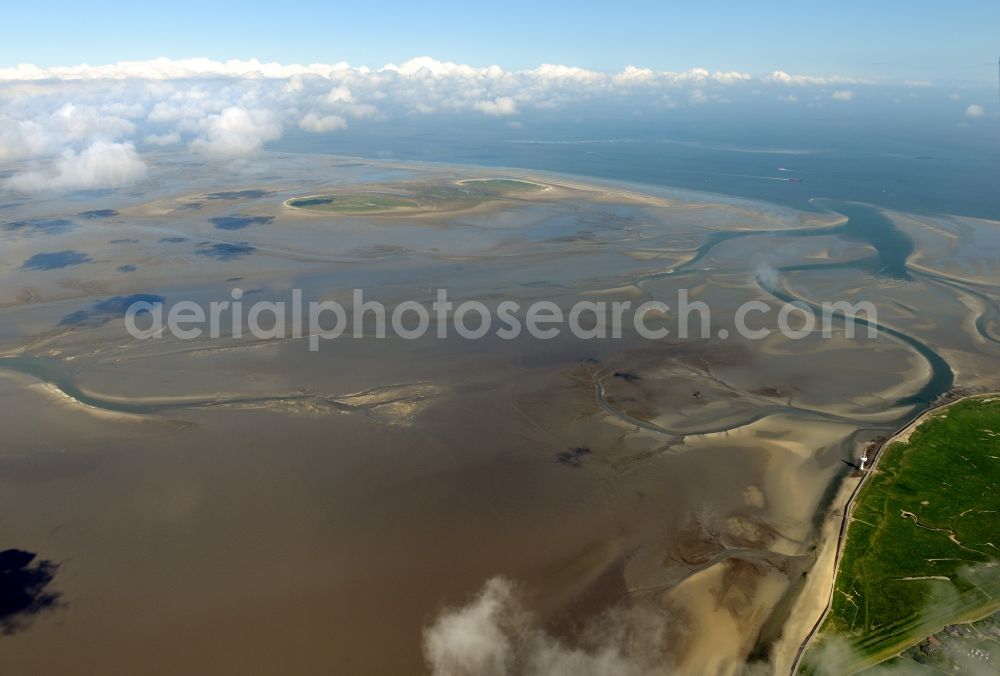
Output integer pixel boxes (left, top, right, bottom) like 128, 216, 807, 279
783, 390, 999, 675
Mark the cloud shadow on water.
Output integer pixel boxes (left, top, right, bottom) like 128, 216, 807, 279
205, 190, 272, 200
3, 219, 76, 236
555, 446, 591, 468
21, 250, 93, 270
209, 215, 274, 231
0, 549, 60, 636
196, 242, 257, 260
60, 293, 165, 327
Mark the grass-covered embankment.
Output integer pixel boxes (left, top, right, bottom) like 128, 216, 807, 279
804, 396, 1000, 672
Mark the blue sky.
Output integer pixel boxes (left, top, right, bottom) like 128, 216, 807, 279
4, 1, 999, 83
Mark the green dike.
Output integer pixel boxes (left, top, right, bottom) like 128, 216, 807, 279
803, 397, 1000, 673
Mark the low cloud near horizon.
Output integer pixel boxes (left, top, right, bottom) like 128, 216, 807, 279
0, 56, 980, 192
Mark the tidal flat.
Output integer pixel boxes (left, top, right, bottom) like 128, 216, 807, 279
0, 153, 998, 674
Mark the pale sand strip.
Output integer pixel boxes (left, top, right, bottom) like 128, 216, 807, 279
770, 473, 860, 674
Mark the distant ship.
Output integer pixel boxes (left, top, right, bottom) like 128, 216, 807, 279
787, 177, 803, 183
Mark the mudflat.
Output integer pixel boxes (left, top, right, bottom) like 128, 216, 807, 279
1, 153, 998, 674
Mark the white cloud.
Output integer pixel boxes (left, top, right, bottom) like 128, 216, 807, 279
382, 56, 503, 79
528, 64, 603, 83
709, 70, 752, 85
190, 106, 282, 157
0, 117, 55, 163
4, 141, 147, 191
0, 57, 350, 81
965, 104, 985, 118
424, 578, 518, 675
765, 70, 866, 86
0, 56, 876, 99
50, 103, 136, 141
831, 89, 853, 101
298, 113, 347, 133
611, 66, 751, 87
613, 65, 655, 84
325, 85, 355, 104
423, 577, 671, 676
144, 131, 181, 146
0, 56, 910, 175
669, 67, 751, 85
473, 96, 518, 116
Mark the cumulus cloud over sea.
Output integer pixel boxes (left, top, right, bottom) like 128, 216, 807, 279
5, 141, 146, 191
0, 56, 976, 192
422, 577, 674, 676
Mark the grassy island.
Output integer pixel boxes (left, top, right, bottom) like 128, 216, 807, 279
285, 177, 546, 215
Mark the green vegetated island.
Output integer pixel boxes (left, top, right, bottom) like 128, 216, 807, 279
802, 396, 1000, 673
284, 178, 546, 215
